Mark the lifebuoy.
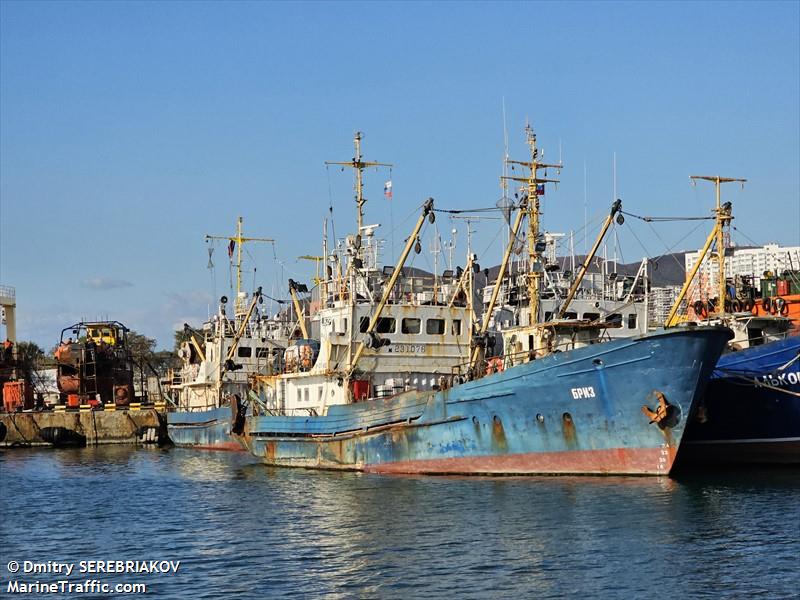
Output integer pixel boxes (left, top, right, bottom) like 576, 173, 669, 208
776, 297, 789, 316
485, 357, 504, 375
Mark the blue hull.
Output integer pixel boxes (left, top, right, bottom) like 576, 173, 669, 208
167, 405, 243, 451
680, 336, 800, 464
240, 327, 731, 475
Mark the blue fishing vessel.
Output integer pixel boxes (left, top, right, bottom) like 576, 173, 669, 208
167, 217, 289, 451
238, 326, 731, 475
233, 130, 733, 475
168, 405, 243, 451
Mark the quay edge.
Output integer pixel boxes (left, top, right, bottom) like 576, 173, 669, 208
0, 407, 167, 448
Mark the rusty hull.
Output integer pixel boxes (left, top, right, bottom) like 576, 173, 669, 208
241, 326, 732, 475
166, 405, 245, 451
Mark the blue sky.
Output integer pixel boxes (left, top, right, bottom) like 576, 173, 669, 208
1, 1, 798, 349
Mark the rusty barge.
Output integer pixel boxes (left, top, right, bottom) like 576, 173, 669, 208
1, 320, 167, 448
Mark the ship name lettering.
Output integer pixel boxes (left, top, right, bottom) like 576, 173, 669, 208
570, 386, 596, 399
761, 370, 799, 388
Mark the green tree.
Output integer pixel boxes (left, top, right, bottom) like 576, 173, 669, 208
15, 341, 45, 383
125, 330, 157, 367
174, 327, 193, 352
125, 330, 183, 378
174, 324, 206, 355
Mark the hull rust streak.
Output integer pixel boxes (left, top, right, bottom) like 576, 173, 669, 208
241, 327, 731, 475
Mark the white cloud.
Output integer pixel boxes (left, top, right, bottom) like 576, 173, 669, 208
80, 278, 134, 290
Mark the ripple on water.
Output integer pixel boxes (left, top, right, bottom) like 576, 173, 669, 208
1, 448, 799, 599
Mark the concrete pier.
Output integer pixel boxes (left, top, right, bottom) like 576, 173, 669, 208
0, 407, 168, 447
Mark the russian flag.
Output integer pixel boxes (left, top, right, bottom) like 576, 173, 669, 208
384, 180, 393, 199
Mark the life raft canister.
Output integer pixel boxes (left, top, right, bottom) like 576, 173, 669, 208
693, 300, 708, 319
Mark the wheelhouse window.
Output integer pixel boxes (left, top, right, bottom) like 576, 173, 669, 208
627, 314, 638, 329
402, 318, 421, 334
376, 317, 396, 334
237, 346, 252, 358
582, 312, 599, 321
607, 313, 623, 326
359, 317, 369, 333
564, 311, 578, 320
452, 319, 462, 335
426, 318, 445, 335
256, 347, 269, 358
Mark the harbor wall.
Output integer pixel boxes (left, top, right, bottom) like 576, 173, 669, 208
0, 407, 167, 447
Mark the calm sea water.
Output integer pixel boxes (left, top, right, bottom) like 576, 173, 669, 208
1, 447, 798, 599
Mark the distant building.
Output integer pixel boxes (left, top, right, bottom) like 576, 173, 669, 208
648, 285, 683, 327
684, 243, 800, 300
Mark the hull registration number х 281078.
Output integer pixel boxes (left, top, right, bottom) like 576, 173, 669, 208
393, 344, 425, 353
571, 386, 596, 399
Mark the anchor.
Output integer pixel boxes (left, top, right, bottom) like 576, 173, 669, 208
642, 391, 679, 428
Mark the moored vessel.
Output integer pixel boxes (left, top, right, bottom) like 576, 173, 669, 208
240, 325, 731, 474
663, 175, 800, 465
236, 128, 732, 475
166, 218, 289, 450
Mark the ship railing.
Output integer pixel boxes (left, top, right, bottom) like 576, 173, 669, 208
441, 335, 609, 387
0, 285, 15, 301
743, 328, 793, 348
256, 407, 318, 417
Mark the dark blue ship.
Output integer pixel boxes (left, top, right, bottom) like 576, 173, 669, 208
679, 335, 800, 464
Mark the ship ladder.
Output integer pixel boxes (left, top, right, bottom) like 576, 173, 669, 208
83, 347, 98, 400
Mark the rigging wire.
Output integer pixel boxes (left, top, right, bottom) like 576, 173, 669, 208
388, 166, 395, 262
643, 219, 708, 272
434, 206, 507, 214
326, 164, 337, 252
732, 225, 763, 248
646, 222, 686, 272
620, 210, 714, 222
206, 239, 217, 299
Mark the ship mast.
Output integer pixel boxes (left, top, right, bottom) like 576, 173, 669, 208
206, 217, 275, 314
690, 175, 746, 314
665, 175, 745, 326
501, 125, 562, 325
325, 132, 393, 256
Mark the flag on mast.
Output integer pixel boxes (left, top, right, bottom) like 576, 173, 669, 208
228, 240, 236, 258
384, 180, 393, 200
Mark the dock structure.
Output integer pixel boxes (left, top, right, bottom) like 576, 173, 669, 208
0, 405, 168, 448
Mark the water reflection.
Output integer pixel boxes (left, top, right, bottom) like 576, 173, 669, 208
1, 447, 798, 599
